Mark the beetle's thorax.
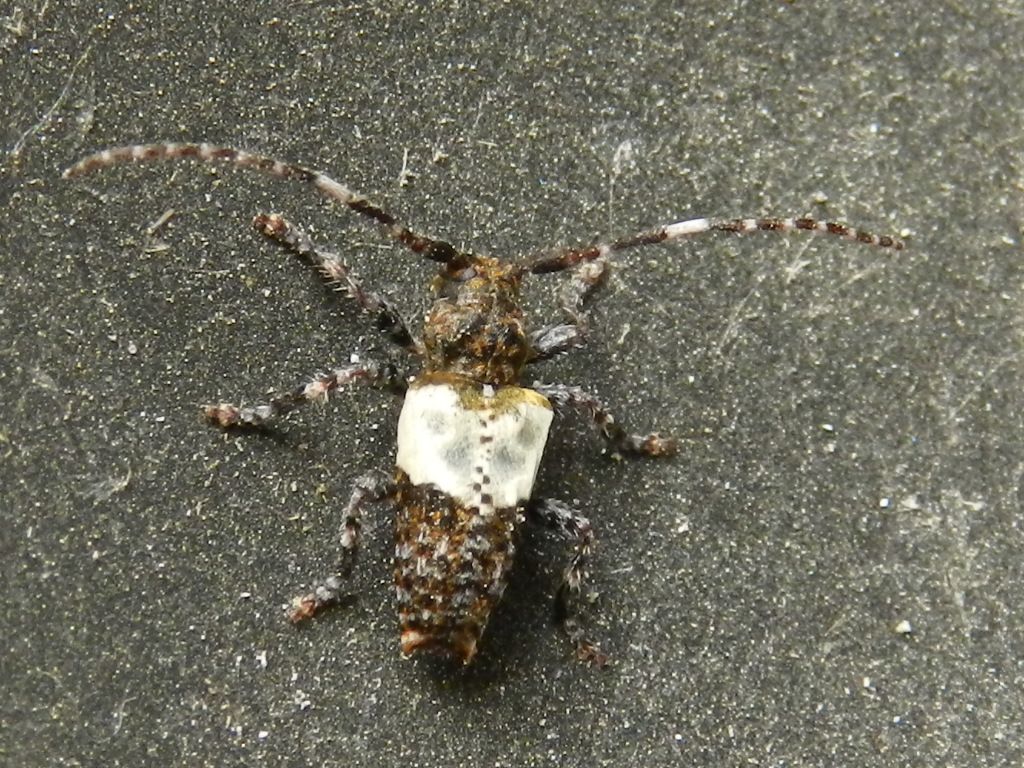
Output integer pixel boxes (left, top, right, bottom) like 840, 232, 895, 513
422, 257, 530, 386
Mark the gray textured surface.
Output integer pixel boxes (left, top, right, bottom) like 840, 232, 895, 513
3, 2, 1023, 766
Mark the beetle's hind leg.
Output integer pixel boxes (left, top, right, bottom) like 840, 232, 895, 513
529, 497, 608, 666
289, 470, 396, 622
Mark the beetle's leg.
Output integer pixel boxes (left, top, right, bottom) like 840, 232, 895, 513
528, 257, 609, 362
289, 470, 397, 622
532, 382, 677, 457
528, 497, 607, 667
252, 213, 423, 356
203, 359, 405, 429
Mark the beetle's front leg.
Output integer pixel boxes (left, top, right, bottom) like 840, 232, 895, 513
528, 258, 609, 362
253, 213, 423, 356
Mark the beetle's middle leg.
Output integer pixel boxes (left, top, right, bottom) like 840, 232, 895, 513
531, 382, 677, 457
202, 358, 405, 429
289, 470, 397, 623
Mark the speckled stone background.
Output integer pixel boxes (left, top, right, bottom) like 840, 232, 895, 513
3, 2, 1022, 766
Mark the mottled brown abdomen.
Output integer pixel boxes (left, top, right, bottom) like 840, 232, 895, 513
393, 469, 524, 664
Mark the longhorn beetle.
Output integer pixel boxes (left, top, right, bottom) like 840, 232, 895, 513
64, 143, 904, 666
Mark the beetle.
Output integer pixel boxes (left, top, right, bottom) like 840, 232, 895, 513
64, 142, 903, 665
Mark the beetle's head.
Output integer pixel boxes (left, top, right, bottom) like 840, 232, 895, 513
422, 257, 531, 385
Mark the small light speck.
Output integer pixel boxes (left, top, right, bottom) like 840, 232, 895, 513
616, 322, 631, 345
879, 497, 891, 508
899, 494, 922, 511
894, 619, 913, 635
258, 730, 269, 740
821, 423, 835, 432
611, 139, 636, 175
127, 341, 138, 355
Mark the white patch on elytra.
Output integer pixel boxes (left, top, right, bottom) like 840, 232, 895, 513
396, 382, 553, 510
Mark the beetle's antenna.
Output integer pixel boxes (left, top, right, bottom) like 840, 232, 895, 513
63, 142, 475, 268
526, 215, 905, 275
